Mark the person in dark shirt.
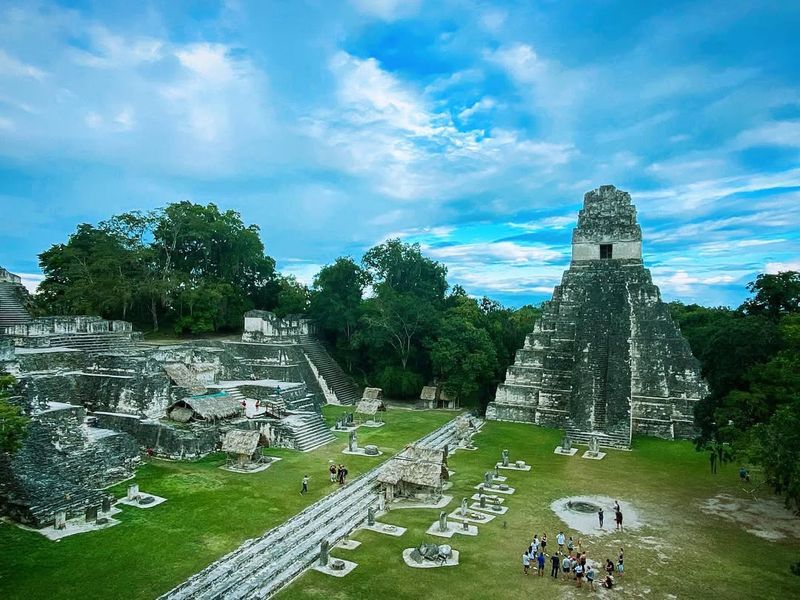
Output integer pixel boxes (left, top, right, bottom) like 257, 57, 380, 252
550, 552, 560, 578
598, 507, 604, 528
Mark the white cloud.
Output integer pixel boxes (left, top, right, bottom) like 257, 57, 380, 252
17, 272, 44, 294
458, 97, 496, 121
732, 121, 800, 149
765, 260, 800, 274
70, 27, 163, 69
349, 0, 421, 21
508, 215, 575, 232
0, 49, 47, 80
279, 261, 323, 286
424, 241, 565, 264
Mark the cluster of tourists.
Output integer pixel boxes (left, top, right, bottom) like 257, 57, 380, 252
521, 531, 624, 590
329, 463, 349, 485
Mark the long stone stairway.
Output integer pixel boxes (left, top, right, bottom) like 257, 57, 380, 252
0, 281, 31, 328
160, 415, 470, 600
565, 423, 630, 449
299, 338, 361, 405
281, 411, 335, 452
47, 332, 136, 354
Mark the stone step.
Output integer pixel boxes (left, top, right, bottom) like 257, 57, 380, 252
161, 415, 472, 600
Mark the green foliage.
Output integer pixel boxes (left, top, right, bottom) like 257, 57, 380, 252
0, 374, 28, 454
741, 271, 800, 318
36, 202, 279, 332
675, 272, 800, 510
375, 366, 424, 399
429, 303, 497, 404
273, 275, 310, 318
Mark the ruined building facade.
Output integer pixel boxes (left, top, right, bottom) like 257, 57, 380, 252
486, 185, 707, 447
0, 269, 359, 527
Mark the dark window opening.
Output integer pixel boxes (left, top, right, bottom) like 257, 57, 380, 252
600, 244, 613, 259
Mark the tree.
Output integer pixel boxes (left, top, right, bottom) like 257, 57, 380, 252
310, 257, 367, 343
741, 271, 800, 319
430, 299, 497, 405
273, 276, 310, 318
0, 375, 28, 455
749, 403, 800, 513
362, 239, 448, 303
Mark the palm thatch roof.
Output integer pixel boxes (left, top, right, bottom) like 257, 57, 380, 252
362, 387, 383, 400
166, 393, 243, 422
377, 445, 446, 488
222, 430, 260, 455
420, 386, 437, 401
356, 397, 382, 415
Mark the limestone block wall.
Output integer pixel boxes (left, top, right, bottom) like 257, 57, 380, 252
0, 404, 138, 526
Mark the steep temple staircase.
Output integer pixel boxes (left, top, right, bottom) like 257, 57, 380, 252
299, 338, 361, 405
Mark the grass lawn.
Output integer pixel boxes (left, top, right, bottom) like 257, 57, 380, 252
276, 420, 800, 600
0, 406, 454, 600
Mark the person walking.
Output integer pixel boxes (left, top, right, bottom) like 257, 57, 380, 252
586, 564, 596, 591
537, 551, 545, 576
522, 550, 531, 575
550, 552, 560, 578
557, 531, 565, 552
598, 507, 604, 528
567, 536, 574, 553
616, 508, 624, 532
300, 474, 309, 495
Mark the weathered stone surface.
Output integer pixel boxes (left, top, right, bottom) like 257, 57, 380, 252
487, 185, 707, 446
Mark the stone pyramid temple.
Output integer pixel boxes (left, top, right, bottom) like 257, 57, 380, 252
486, 185, 707, 447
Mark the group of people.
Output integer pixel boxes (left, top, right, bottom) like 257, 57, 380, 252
329, 463, 349, 485
521, 530, 624, 591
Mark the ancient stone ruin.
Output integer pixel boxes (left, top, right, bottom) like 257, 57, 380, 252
0, 272, 361, 528
486, 185, 707, 447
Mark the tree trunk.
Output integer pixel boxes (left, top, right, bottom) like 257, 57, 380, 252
150, 297, 159, 332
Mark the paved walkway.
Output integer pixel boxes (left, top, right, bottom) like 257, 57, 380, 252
160, 415, 471, 600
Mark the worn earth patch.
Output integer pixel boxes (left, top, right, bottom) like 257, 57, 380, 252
699, 493, 800, 541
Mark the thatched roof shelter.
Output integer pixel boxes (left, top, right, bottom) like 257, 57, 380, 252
222, 430, 260, 456
356, 397, 383, 416
362, 387, 383, 400
378, 445, 447, 488
166, 392, 243, 422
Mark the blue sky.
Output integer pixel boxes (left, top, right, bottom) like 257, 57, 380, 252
0, 0, 798, 308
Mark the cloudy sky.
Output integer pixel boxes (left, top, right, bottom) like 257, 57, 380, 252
0, 0, 798, 307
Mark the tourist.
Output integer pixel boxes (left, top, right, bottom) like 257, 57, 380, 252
557, 531, 566, 551
598, 507, 604, 528
541, 532, 547, 552
337, 465, 344, 485
536, 551, 545, 576
580, 552, 587, 569
575, 562, 584, 587
342, 465, 349, 484
605, 558, 614, 577
739, 466, 750, 482
613, 499, 620, 513
562, 554, 571, 580
329, 464, 336, 483
615, 508, 624, 531
300, 474, 309, 495
532, 533, 539, 553
602, 574, 614, 589
617, 556, 624, 578
146, 447, 154, 458
586, 564, 596, 590
567, 536, 574, 553
522, 550, 530, 575
550, 552, 560, 578
577, 537, 583, 553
